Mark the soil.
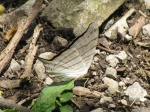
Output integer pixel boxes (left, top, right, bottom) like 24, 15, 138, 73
0, 0, 150, 112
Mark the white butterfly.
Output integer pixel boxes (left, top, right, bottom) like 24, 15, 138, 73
38, 22, 99, 81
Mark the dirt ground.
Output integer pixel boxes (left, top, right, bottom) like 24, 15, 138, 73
0, 0, 150, 112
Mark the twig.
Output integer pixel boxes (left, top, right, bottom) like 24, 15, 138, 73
0, 96, 31, 112
97, 45, 119, 54
21, 24, 43, 79
0, 0, 43, 74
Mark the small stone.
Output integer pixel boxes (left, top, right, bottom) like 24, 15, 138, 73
142, 24, 150, 37
92, 71, 97, 76
90, 108, 104, 112
106, 55, 119, 67
125, 34, 133, 41
119, 81, 125, 87
90, 64, 96, 70
95, 49, 100, 54
105, 67, 117, 79
100, 96, 113, 104
39, 52, 56, 60
115, 51, 128, 61
93, 56, 99, 62
34, 60, 46, 80
120, 99, 127, 105
125, 82, 147, 102
144, 0, 150, 9
52, 36, 68, 50
108, 104, 116, 108
44, 77, 53, 85
102, 77, 119, 94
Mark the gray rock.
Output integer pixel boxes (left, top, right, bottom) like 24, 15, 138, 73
102, 77, 119, 94
34, 60, 46, 80
52, 36, 68, 50
108, 104, 116, 108
105, 67, 117, 79
44, 77, 53, 85
105, 8, 136, 39
90, 108, 104, 112
120, 99, 127, 105
114, 51, 128, 61
142, 24, 150, 37
4, 59, 21, 78
41, 0, 125, 36
106, 55, 119, 67
144, 0, 150, 9
100, 96, 113, 104
125, 82, 147, 102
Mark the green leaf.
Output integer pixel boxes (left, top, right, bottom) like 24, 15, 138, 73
31, 80, 74, 112
59, 105, 73, 112
59, 92, 73, 103
0, 109, 20, 112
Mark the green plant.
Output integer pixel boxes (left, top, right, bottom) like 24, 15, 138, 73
31, 80, 74, 112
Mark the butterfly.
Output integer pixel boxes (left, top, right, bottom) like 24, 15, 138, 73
38, 22, 99, 81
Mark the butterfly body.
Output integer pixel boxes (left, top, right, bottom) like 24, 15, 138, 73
39, 22, 99, 81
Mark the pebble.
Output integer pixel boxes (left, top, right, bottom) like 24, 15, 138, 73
125, 82, 148, 102
34, 60, 46, 80
114, 51, 128, 61
119, 81, 125, 87
100, 96, 113, 104
108, 104, 116, 108
44, 77, 53, 85
105, 67, 117, 79
102, 77, 119, 94
106, 55, 119, 67
142, 24, 150, 37
90, 108, 104, 112
92, 71, 97, 76
120, 99, 127, 105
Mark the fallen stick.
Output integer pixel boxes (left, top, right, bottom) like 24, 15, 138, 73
0, 96, 31, 112
21, 24, 43, 79
0, 0, 43, 73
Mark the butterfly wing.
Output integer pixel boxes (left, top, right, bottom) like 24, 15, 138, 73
71, 22, 99, 72
39, 22, 99, 80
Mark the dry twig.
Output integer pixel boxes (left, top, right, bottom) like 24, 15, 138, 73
21, 24, 43, 79
0, 0, 43, 73
0, 96, 31, 112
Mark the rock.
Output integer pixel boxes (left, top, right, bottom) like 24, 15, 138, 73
125, 34, 133, 41
142, 24, 150, 37
99, 96, 113, 104
34, 60, 46, 80
132, 106, 150, 112
144, 0, 150, 9
39, 52, 56, 60
125, 82, 147, 102
90, 64, 96, 70
102, 77, 119, 94
94, 49, 100, 54
106, 55, 119, 67
108, 104, 116, 108
119, 81, 126, 87
120, 99, 127, 105
92, 71, 97, 76
44, 77, 53, 85
114, 51, 128, 61
105, 8, 136, 39
105, 67, 117, 79
4, 59, 21, 78
41, 0, 125, 37
90, 108, 104, 112
93, 56, 99, 62
52, 36, 68, 50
